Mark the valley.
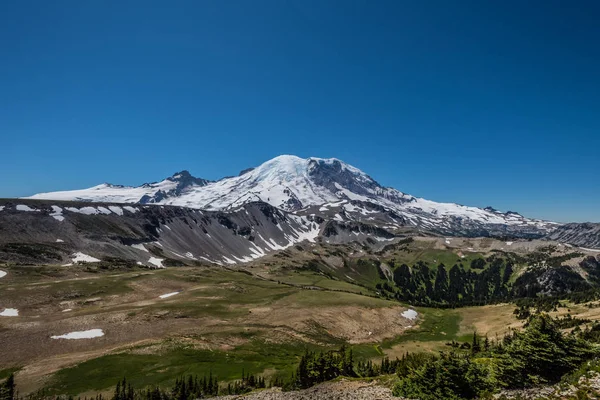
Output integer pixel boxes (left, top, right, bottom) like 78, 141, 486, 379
2, 236, 600, 398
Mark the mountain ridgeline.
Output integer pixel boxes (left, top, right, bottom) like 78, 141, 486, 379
26, 155, 562, 238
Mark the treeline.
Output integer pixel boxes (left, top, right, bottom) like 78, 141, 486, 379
288, 345, 354, 389
109, 375, 219, 400
0, 374, 15, 400
224, 371, 266, 395
356, 353, 435, 377
393, 313, 598, 399
377, 256, 514, 307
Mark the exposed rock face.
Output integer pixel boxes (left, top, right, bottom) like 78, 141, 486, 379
0, 200, 323, 266
547, 223, 600, 249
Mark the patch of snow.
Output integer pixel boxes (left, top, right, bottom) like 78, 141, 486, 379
16, 204, 37, 212
0, 270, 6, 279
580, 247, 600, 253
401, 309, 418, 320
97, 206, 112, 215
56, 239, 64, 243
51, 329, 104, 339
159, 292, 179, 299
49, 206, 65, 221
108, 206, 124, 215
131, 243, 148, 252
148, 257, 164, 268
506, 241, 513, 246
71, 252, 101, 263
136, 261, 143, 265
222, 256, 237, 265
0, 206, 4, 212
0, 308, 19, 317
62, 308, 72, 312
123, 206, 138, 213
67, 206, 101, 215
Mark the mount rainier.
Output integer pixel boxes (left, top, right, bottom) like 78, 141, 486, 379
2, 155, 598, 267
27, 155, 557, 237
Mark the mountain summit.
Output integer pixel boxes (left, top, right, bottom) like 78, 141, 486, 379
26, 155, 558, 236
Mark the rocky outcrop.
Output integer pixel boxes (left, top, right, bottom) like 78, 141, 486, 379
208, 380, 398, 400
547, 223, 600, 249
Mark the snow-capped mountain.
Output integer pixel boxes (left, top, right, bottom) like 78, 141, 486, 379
26, 155, 559, 236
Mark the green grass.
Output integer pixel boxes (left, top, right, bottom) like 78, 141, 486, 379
277, 289, 394, 308
0, 367, 20, 382
273, 270, 366, 293
45, 338, 326, 396
45, 306, 462, 397
381, 307, 462, 347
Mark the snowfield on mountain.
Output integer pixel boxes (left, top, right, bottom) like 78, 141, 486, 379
26, 155, 559, 237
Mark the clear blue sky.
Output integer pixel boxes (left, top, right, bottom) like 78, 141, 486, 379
1, 1, 598, 222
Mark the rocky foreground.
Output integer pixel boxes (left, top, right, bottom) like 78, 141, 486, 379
208, 380, 397, 400
495, 371, 600, 399
208, 372, 600, 400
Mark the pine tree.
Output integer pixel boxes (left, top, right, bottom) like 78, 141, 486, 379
471, 331, 481, 355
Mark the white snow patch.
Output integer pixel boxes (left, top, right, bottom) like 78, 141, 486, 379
56, 239, 64, 243
136, 261, 143, 266
71, 252, 101, 263
65, 206, 100, 215
506, 241, 513, 246
401, 309, 418, 320
62, 308, 72, 312
0, 206, 4, 212
108, 206, 124, 216
51, 329, 104, 339
0, 308, 19, 317
16, 204, 37, 212
131, 243, 148, 252
148, 257, 164, 268
159, 292, 179, 299
97, 206, 112, 215
50, 205, 64, 221
0, 270, 6, 279
580, 247, 600, 253
123, 206, 138, 213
